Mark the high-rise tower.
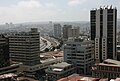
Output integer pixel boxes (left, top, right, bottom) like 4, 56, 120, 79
54, 24, 62, 38
90, 6, 117, 62
63, 25, 72, 40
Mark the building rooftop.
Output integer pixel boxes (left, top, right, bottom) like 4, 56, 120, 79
104, 59, 120, 65
91, 5, 116, 10
40, 57, 63, 63
0, 73, 17, 79
93, 59, 120, 67
17, 77, 39, 81
0, 62, 22, 71
40, 51, 63, 60
97, 63, 120, 67
57, 74, 108, 81
51, 62, 72, 68
66, 38, 93, 44
10, 28, 39, 37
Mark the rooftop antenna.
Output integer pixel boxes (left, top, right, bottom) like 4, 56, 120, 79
110, 5, 112, 9
103, 5, 105, 9
107, 5, 109, 8
104, 5, 108, 9
100, 6, 102, 9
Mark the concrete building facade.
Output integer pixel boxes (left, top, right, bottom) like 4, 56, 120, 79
64, 38, 94, 75
9, 28, 40, 66
62, 25, 72, 40
54, 24, 62, 38
45, 62, 75, 81
0, 34, 10, 68
68, 27, 79, 38
92, 59, 120, 78
90, 6, 117, 62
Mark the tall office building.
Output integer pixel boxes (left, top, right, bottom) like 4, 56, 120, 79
63, 25, 79, 40
64, 38, 94, 74
9, 28, 40, 66
68, 27, 79, 38
90, 6, 117, 62
0, 34, 9, 68
54, 24, 62, 38
63, 25, 72, 39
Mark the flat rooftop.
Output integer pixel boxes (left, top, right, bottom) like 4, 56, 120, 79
0, 62, 22, 71
0, 73, 17, 79
40, 57, 63, 63
51, 62, 72, 68
17, 77, 39, 81
97, 63, 120, 67
40, 51, 63, 58
57, 74, 107, 81
94, 59, 120, 67
104, 59, 120, 65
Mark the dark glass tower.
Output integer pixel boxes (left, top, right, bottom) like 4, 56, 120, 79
90, 6, 117, 62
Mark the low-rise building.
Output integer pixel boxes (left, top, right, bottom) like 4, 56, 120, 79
45, 62, 75, 81
92, 59, 120, 78
40, 57, 64, 70
0, 62, 22, 75
0, 73, 17, 81
40, 51, 63, 59
17, 77, 39, 81
38, 51, 64, 70
0, 73, 39, 81
57, 74, 108, 81
22, 57, 63, 75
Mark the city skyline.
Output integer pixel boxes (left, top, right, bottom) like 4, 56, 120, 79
0, 0, 120, 24
0, 2, 120, 80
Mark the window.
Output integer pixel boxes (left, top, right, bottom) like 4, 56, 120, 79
73, 44, 76, 46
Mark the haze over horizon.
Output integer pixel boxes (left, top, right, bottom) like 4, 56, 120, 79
0, 0, 120, 24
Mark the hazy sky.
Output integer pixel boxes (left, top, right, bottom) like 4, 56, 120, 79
0, 0, 119, 24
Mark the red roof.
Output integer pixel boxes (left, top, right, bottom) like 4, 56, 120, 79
57, 75, 82, 81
